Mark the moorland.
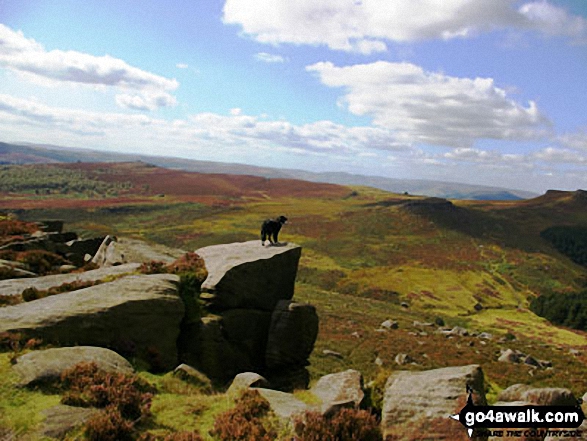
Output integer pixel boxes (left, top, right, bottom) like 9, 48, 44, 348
1, 161, 586, 439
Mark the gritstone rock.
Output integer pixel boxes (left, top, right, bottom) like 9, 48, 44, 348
12, 346, 133, 387
0, 274, 183, 369
197, 240, 301, 311
382, 364, 486, 440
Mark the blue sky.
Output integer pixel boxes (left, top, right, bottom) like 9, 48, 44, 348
0, 0, 586, 193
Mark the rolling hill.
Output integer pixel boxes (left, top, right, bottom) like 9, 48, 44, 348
1, 160, 586, 439
0, 141, 537, 200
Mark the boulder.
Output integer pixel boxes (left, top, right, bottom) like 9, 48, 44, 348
382, 364, 486, 440
39, 405, 99, 440
311, 369, 364, 413
380, 319, 398, 330
12, 346, 134, 387
220, 308, 272, 368
498, 349, 520, 364
197, 241, 301, 311
395, 353, 413, 365
497, 384, 576, 406
172, 364, 212, 391
92, 236, 184, 267
186, 315, 256, 382
0, 274, 184, 369
227, 372, 270, 396
265, 300, 319, 369
256, 388, 308, 422
0, 262, 140, 297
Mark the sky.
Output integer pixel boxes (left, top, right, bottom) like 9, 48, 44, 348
0, 0, 586, 193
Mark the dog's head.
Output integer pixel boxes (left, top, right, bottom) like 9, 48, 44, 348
278, 215, 288, 224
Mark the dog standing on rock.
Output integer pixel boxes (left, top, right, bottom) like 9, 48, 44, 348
261, 215, 288, 246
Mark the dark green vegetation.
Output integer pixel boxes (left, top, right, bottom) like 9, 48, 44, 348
530, 290, 587, 331
0, 164, 133, 196
541, 226, 587, 266
1, 162, 586, 439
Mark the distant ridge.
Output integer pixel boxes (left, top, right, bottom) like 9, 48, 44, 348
1, 141, 537, 200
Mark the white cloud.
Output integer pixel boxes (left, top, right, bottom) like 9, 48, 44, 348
519, 1, 587, 44
558, 129, 587, 152
0, 24, 178, 110
223, 0, 587, 51
115, 91, 178, 111
255, 52, 287, 63
176, 63, 189, 69
0, 93, 406, 155
532, 147, 587, 164
307, 61, 550, 148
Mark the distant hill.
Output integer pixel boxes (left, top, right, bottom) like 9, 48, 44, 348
1, 141, 537, 200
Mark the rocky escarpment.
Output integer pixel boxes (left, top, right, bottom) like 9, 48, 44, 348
1, 234, 317, 388
183, 241, 318, 388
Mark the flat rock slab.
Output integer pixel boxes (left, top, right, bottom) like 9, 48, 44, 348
382, 364, 486, 441
0, 263, 140, 296
0, 273, 183, 369
12, 346, 134, 387
197, 240, 301, 310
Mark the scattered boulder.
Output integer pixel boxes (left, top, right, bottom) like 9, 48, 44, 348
172, 364, 213, 391
265, 300, 319, 369
380, 319, 398, 330
38, 405, 99, 440
0, 274, 184, 370
256, 388, 308, 422
497, 384, 576, 406
523, 355, 540, 367
394, 353, 414, 365
498, 349, 520, 364
310, 369, 364, 413
197, 240, 302, 311
477, 332, 493, 340
382, 364, 486, 440
227, 372, 269, 396
322, 349, 343, 359
12, 346, 133, 387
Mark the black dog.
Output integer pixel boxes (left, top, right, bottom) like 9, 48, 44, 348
261, 215, 288, 246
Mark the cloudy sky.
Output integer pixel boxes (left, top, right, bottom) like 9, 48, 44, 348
0, 0, 586, 193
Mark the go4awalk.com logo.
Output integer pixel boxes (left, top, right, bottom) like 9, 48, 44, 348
450, 387, 585, 438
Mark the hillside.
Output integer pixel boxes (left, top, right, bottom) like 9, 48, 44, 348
0, 141, 537, 200
1, 161, 586, 439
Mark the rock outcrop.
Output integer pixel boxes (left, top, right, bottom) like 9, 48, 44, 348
381, 364, 486, 440
181, 241, 316, 388
197, 240, 301, 310
0, 274, 184, 369
12, 346, 134, 387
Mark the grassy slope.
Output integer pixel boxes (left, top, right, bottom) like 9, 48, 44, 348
1, 162, 587, 437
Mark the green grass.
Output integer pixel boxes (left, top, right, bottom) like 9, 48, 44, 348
0, 353, 62, 438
